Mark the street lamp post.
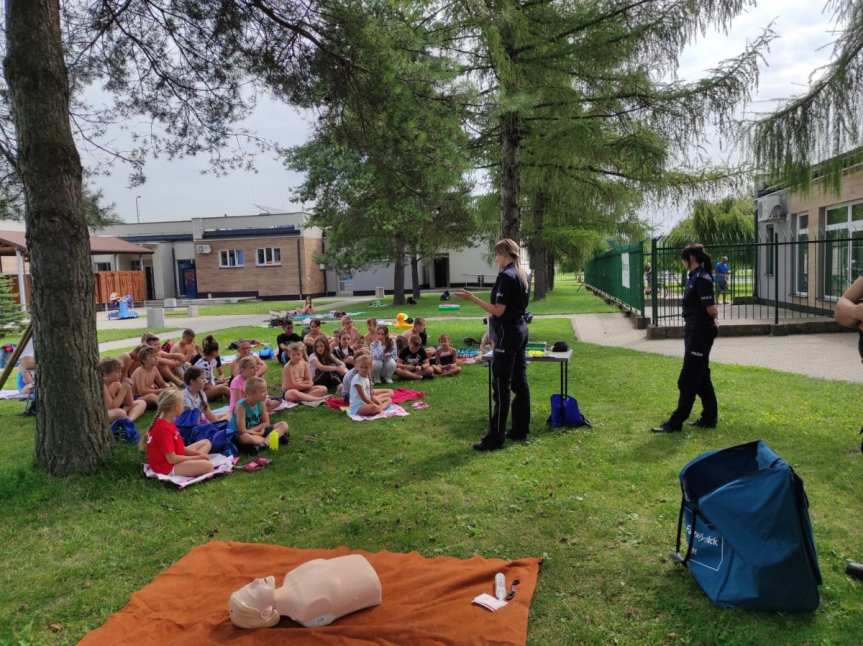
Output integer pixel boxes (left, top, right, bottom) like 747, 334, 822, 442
135, 195, 142, 223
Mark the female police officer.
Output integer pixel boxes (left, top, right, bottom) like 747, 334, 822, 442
456, 239, 531, 451
651, 243, 719, 433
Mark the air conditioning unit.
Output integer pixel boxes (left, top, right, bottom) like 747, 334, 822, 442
758, 191, 788, 222
195, 244, 212, 254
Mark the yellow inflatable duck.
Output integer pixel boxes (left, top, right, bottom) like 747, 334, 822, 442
394, 312, 412, 329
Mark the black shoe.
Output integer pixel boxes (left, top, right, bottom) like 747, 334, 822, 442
688, 418, 717, 429
473, 436, 504, 451
506, 430, 529, 442
847, 561, 863, 580
650, 423, 681, 434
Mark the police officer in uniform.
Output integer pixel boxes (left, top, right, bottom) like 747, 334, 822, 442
652, 244, 719, 433
457, 239, 531, 451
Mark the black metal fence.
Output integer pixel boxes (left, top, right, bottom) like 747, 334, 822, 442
648, 236, 857, 327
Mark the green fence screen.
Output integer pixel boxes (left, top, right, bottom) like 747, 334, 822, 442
584, 242, 645, 314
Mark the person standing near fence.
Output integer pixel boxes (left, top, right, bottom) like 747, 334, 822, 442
714, 256, 730, 303
456, 239, 531, 451
651, 244, 719, 433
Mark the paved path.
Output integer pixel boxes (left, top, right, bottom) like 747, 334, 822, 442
571, 313, 863, 383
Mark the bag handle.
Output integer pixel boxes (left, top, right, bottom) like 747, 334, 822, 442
670, 490, 697, 567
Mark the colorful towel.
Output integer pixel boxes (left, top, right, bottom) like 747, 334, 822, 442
270, 399, 297, 413
80, 540, 542, 646
143, 454, 234, 490
348, 404, 409, 422
325, 388, 424, 412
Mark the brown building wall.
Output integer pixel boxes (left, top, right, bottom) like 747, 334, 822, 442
194, 235, 326, 298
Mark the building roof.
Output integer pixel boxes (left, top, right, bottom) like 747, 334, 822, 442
201, 225, 300, 240
0, 230, 153, 256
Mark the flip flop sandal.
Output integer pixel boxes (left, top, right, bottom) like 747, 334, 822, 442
242, 461, 265, 473
254, 456, 272, 466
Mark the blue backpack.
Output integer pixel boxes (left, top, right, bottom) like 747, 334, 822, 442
672, 440, 821, 612
110, 418, 140, 444
175, 409, 237, 457
547, 394, 590, 428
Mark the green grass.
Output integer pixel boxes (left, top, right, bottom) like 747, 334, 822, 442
3, 319, 863, 644
197, 297, 343, 317
0, 328, 174, 349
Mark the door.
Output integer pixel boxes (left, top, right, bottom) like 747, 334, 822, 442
144, 266, 155, 301
433, 255, 450, 288
177, 260, 198, 298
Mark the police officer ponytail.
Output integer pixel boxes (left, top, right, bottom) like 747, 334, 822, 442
495, 239, 528, 290
681, 243, 713, 275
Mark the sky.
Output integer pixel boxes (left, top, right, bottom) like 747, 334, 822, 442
90, 1, 838, 229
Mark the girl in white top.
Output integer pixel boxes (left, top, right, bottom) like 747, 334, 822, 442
349, 355, 392, 417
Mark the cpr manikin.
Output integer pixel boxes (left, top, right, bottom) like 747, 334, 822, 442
229, 555, 382, 629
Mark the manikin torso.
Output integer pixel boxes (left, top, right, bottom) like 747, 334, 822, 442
229, 554, 382, 629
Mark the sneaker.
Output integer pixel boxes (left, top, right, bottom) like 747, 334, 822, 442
688, 418, 717, 429
384, 377, 394, 384
473, 436, 504, 451
506, 430, 529, 442
650, 423, 681, 434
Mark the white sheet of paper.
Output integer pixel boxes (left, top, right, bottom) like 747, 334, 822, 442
472, 593, 508, 612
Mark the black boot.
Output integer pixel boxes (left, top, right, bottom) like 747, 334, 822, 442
473, 435, 504, 451
650, 423, 681, 434
689, 418, 717, 429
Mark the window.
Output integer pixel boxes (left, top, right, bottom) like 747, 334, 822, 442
255, 247, 281, 266
795, 214, 808, 295
130, 259, 142, 271
822, 202, 863, 298
219, 249, 245, 268
765, 225, 776, 276
95, 262, 112, 272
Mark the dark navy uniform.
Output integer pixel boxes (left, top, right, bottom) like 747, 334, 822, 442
667, 267, 718, 428
485, 263, 531, 446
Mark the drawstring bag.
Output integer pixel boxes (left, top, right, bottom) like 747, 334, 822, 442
672, 440, 821, 612
110, 418, 140, 444
547, 394, 590, 428
176, 409, 237, 457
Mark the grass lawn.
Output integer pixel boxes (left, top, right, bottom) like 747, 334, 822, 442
197, 297, 343, 317
2, 318, 863, 644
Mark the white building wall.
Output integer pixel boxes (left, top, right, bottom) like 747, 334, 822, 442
447, 246, 498, 285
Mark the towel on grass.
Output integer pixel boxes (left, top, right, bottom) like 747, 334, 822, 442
79, 540, 542, 646
325, 388, 424, 412
143, 454, 235, 490
348, 404, 409, 422
0, 389, 27, 400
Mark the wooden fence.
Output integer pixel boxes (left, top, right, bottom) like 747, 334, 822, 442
2, 271, 146, 305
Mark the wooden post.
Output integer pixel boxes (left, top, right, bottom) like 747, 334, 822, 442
16, 248, 26, 311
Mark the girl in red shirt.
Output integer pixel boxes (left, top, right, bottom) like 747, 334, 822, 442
143, 390, 213, 477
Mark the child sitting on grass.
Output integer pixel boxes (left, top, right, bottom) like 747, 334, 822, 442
231, 376, 289, 451
18, 356, 36, 397
193, 335, 230, 401
338, 348, 393, 402
350, 355, 393, 417
433, 334, 461, 377
282, 342, 329, 404
171, 329, 200, 364
339, 316, 362, 350
276, 320, 302, 364
132, 347, 174, 408
363, 318, 378, 347
396, 334, 434, 380
310, 336, 347, 391
303, 318, 326, 355
142, 332, 185, 387
183, 366, 228, 423
332, 330, 355, 368
100, 357, 147, 422
230, 340, 268, 379
371, 325, 397, 384
142, 389, 213, 477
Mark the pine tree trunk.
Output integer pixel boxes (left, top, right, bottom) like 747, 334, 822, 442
547, 251, 555, 291
500, 112, 521, 242
528, 192, 548, 300
4, 0, 109, 474
410, 254, 420, 300
392, 237, 406, 306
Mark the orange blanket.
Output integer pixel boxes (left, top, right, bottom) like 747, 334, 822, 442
80, 541, 542, 645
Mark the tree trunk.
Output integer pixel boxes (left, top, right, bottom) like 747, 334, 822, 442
392, 237, 406, 306
4, 0, 109, 474
500, 112, 521, 242
410, 254, 420, 300
547, 250, 555, 291
528, 193, 548, 301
